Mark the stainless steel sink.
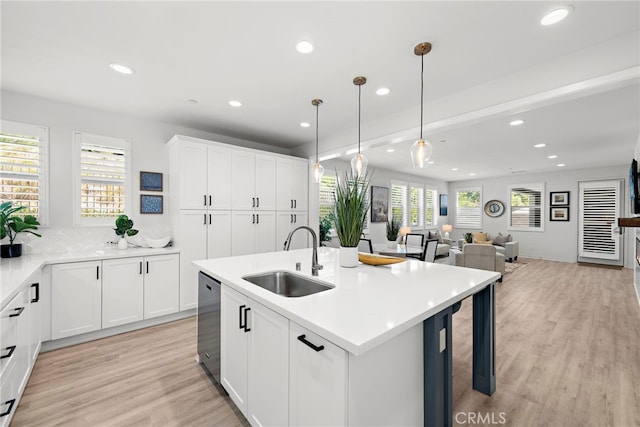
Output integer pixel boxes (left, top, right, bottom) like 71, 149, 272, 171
242, 271, 334, 297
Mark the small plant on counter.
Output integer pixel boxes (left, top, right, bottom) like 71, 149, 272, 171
319, 214, 334, 246
333, 169, 371, 248
0, 201, 41, 258
114, 214, 139, 237
386, 217, 401, 241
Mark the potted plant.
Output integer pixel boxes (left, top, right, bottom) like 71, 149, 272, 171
319, 214, 334, 247
386, 217, 401, 248
0, 201, 41, 258
333, 170, 371, 267
114, 214, 138, 249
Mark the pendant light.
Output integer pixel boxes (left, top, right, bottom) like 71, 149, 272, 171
410, 42, 433, 168
351, 76, 368, 178
311, 98, 324, 183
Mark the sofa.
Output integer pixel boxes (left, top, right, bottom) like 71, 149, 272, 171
459, 231, 519, 262
413, 229, 452, 257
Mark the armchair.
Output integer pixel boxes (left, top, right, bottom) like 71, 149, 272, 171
449, 243, 504, 282
458, 232, 519, 262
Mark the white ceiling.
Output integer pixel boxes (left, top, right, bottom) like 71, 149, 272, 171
2, 1, 639, 181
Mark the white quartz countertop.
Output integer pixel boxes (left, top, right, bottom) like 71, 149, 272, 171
0, 246, 179, 310
194, 247, 500, 355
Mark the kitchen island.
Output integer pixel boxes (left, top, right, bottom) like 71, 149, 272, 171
194, 247, 500, 427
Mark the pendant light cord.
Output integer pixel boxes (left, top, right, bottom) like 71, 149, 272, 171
358, 84, 362, 154
420, 53, 424, 140
315, 103, 319, 163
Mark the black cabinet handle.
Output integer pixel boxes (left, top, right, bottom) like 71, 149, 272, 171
0, 399, 15, 417
139, 261, 143, 275
204, 195, 207, 206
291, 214, 293, 223
1, 346, 16, 360
252, 214, 255, 224
252, 197, 255, 208
256, 214, 259, 224
298, 334, 325, 352
209, 214, 212, 225
31, 282, 40, 303
204, 214, 207, 225
9, 307, 24, 318
96, 265, 100, 280
205, 284, 211, 291
294, 214, 297, 223
209, 195, 212, 206
146, 261, 149, 274
294, 199, 297, 209
239, 304, 246, 329
256, 197, 259, 208
291, 199, 293, 209
243, 307, 251, 332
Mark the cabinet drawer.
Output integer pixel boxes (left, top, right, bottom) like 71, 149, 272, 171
0, 293, 25, 379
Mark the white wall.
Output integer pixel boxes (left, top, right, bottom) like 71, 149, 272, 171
309, 158, 449, 245
1, 90, 291, 251
447, 165, 632, 267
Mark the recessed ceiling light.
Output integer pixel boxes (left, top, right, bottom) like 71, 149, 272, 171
534, 143, 547, 148
300, 122, 310, 128
469, 173, 476, 176
451, 168, 458, 171
510, 119, 525, 126
296, 40, 314, 54
548, 154, 558, 159
109, 63, 134, 75
376, 87, 390, 96
541, 6, 573, 26
187, 99, 198, 104
229, 100, 242, 107
557, 163, 566, 167
386, 148, 395, 153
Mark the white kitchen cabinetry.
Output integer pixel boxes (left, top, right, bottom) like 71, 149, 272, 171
276, 211, 308, 251
51, 261, 102, 340
231, 211, 276, 256
276, 158, 308, 211
231, 151, 276, 211
144, 254, 180, 319
221, 286, 289, 426
289, 322, 348, 427
169, 137, 232, 210
102, 257, 144, 328
178, 210, 231, 310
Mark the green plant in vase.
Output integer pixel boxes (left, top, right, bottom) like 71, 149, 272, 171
386, 217, 401, 245
333, 169, 371, 267
0, 201, 41, 258
114, 214, 138, 249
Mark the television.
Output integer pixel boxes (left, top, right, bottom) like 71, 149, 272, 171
630, 159, 640, 215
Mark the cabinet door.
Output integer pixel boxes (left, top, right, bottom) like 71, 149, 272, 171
144, 254, 179, 319
276, 212, 295, 252
254, 211, 276, 254
291, 212, 309, 249
255, 154, 277, 211
208, 146, 232, 210
208, 211, 232, 258
231, 211, 256, 256
179, 210, 208, 311
292, 159, 309, 211
289, 322, 348, 427
178, 141, 209, 210
221, 286, 249, 416
247, 299, 289, 427
51, 261, 102, 339
102, 257, 144, 328
276, 158, 293, 210
231, 151, 256, 210
28, 280, 41, 364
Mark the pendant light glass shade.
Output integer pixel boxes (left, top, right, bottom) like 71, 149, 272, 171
312, 99, 324, 183
411, 42, 433, 168
351, 76, 368, 178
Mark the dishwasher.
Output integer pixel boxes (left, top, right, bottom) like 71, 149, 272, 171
197, 271, 221, 383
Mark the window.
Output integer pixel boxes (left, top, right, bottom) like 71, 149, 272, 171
0, 120, 49, 225
318, 174, 337, 221
409, 184, 424, 227
73, 132, 131, 226
391, 182, 408, 225
509, 183, 544, 231
455, 187, 481, 229
424, 188, 437, 226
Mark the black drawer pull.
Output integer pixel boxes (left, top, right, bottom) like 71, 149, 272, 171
97, 265, 100, 280
239, 305, 246, 329
297, 334, 324, 352
0, 399, 15, 417
243, 307, 251, 332
205, 284, 211, 291
31, 282, 40, 303
146, 261, 149, 274
9, 307, 24, 317
1, 346, 16, 360
139, 261, 143, 275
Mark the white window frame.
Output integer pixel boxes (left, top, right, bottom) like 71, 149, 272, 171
73, 132, 132, 227
391, 180, 408, 226
455, 186, 482, 229
424, 186, 438, 228
0, 120, 50, 226
409, 183, 424, 228
508, 182, 545, 232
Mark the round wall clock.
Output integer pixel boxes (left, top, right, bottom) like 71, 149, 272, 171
484, 200, 505, 217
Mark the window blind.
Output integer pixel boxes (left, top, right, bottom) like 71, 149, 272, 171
80, 141, 126, 218
391, 183, 407, 225
510, 184, 543, 230
425, 188, 435, 226
409, 185, 423, 227
319, 175, 337, 220
455, 189, 481, 228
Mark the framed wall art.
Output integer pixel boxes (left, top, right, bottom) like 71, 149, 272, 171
370, 186, 389, 223
439, 194, 448, 216
550, 191, 570, 206
140, 171, 163, 192
140, 194, 163, 214
550, 206, 569, 221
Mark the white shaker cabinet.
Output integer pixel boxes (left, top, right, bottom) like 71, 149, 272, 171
221, 285, 289, 426
177, 210, 231, 311
144, 253, 180, 319
276, 211, 309, 251
102, 257, 144, 328
231, 211, 276, 256
276, 158, 309, 211
51, 261, 102, 340
289, 322, 348, 427
231, 151, 276, 211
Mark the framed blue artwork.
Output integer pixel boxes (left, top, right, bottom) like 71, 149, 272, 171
140, 195, 163, 214
439, 194, 448, 216
140, 171, 163, 191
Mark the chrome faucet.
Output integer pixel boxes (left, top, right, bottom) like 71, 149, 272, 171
284, 226, 323, 276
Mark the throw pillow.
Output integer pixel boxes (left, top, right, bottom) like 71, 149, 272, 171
429, 230, 443, 243
493, 233, 511, 247
472, 232, 489, 243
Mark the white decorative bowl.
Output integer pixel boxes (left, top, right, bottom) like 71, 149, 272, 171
145, 236, 171, 248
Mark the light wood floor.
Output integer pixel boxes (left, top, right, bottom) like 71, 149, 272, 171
12, 259, 640, 426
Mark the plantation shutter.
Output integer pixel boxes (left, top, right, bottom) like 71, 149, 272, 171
391, 183, 407, 225
578, 179, 622, 264
510, 184, 544, 230
456, 188, 481, 229
409, 185, 423, 227
318, 175, 337, 220
424, 189, 435, 226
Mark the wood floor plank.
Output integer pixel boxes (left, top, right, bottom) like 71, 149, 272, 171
12, 258, 640, 426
